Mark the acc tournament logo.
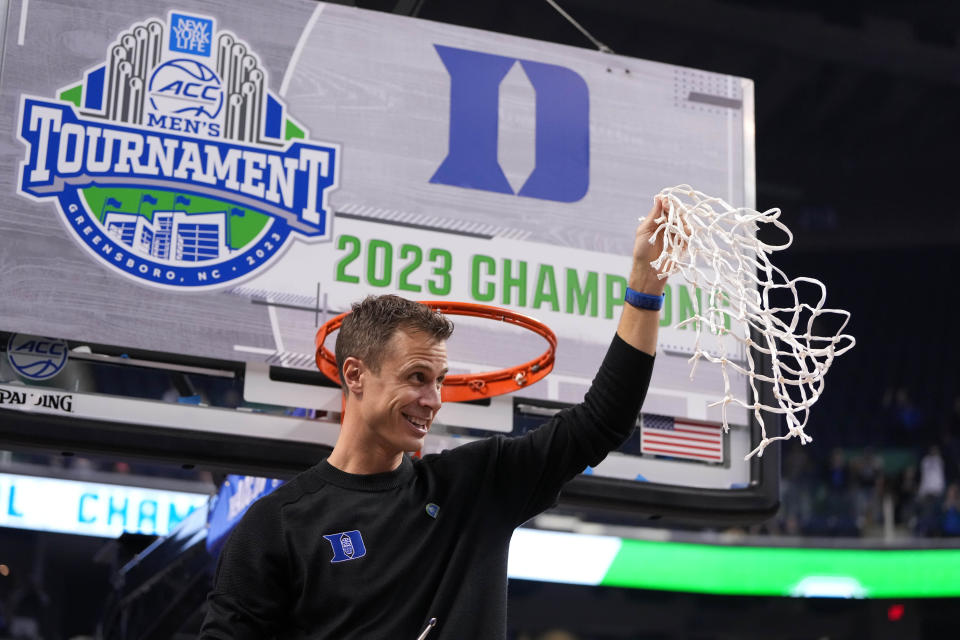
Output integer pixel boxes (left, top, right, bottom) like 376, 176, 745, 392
16, 11, 339, 290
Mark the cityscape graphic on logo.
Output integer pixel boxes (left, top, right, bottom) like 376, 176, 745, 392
17, 11, 340, 289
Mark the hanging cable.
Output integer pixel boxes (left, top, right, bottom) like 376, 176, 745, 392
544, 0, 614, 54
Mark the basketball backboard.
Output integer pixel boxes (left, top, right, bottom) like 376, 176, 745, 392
0, 0, 777, 524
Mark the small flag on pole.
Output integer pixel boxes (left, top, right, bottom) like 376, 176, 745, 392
137, 193, 158, 215
640, 414, 724, 462
100, 196, 123, 220
174, 194, 191, 209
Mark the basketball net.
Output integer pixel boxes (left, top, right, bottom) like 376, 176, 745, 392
651, 185, 855, 459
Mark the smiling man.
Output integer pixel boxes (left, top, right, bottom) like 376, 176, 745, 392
201, 198, 673, 639
328, 296, 454, 472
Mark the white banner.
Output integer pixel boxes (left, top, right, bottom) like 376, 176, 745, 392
0, 471, 208, 537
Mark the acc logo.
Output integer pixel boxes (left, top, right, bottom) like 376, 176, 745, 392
6, 334, 69, 381
322, 530, 367, 563
148, 59, 224, 120
16, 10, 340, 290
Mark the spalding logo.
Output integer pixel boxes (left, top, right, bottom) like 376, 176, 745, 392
16, 10, 340, 291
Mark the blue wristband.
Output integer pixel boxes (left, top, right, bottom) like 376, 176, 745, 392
624, 287, 665, 311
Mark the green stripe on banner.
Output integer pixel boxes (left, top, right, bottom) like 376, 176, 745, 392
600, 538, 960, 598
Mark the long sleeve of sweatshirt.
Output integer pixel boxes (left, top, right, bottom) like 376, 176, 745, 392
489, 332, 654, 525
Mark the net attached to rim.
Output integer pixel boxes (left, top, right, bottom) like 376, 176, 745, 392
652, 185, 855, 459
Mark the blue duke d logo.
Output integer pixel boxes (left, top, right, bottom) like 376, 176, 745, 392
323, 530, 367, 563
16, 11, 340, 290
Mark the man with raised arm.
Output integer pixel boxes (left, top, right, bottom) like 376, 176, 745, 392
200, 198, 672, 639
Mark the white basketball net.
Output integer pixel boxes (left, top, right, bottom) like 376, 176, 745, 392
650, 185, 855, 459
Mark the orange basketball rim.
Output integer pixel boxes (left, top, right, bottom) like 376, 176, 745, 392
315, 301, 557, 402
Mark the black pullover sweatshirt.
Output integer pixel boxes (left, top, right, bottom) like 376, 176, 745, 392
200, 334, 654, 639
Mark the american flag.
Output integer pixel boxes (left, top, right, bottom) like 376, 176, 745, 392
640, 414, 724, 463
